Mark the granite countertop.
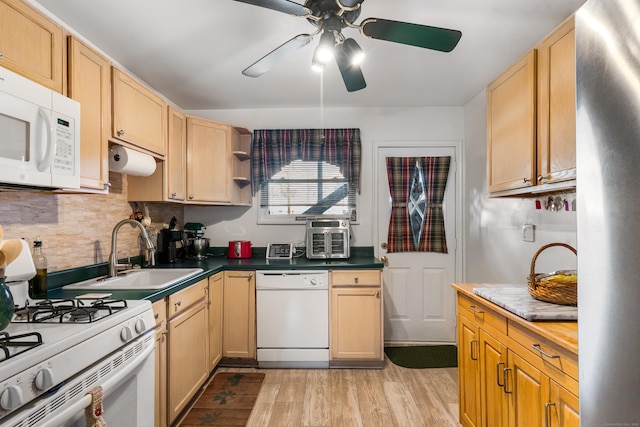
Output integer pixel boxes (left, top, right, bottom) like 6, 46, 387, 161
46, 246, 383, 302
473, 286, 577, 321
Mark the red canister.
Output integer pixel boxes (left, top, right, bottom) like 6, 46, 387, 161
228, 240, 252, 258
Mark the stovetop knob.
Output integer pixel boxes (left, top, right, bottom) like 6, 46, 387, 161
120, 325, 133, 342
135, 318, 146, 334
34, 368, 54, 391
0, 385, 22, 411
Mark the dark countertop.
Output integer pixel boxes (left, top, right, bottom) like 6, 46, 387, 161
46, 247, 383, 303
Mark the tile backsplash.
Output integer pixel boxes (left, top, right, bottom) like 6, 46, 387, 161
0, 173, 183, 272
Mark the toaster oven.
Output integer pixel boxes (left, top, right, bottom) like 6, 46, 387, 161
306, 219, 350, 259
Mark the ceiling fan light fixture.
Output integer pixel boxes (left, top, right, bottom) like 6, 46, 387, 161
314, 30, 336, 64
343, 38, 364, 65
311, 55, 326, 72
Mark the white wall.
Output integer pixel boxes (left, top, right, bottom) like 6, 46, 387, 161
184, 106, 465, 249
463, 91, 577, 283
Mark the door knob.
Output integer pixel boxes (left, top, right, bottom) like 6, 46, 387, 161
381, 242, 388, 249
380, 255, 388, 263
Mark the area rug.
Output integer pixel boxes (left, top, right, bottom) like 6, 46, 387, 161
179, 372, 265, 426
385, 345, 458, 369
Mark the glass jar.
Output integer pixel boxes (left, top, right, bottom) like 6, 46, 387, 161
0, 277, 14, 330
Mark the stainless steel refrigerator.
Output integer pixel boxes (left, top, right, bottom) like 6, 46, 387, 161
576, 0, 640, 425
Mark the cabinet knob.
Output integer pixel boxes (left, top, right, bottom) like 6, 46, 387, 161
171, 192, 177, 198
117, 129, 125, 137
189, 195, 194, 200
522, 177, 531, 184
354, 276, 359, 284
380, 242, 388, 250
375, 290, 380, 299
380, 256, 388, 263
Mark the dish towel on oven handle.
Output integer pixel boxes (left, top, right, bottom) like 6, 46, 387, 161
85, 386, 107, 427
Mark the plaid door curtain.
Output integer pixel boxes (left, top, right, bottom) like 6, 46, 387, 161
386, 156, 451, 253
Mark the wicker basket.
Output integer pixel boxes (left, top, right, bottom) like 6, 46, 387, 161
528, 243, 577, 306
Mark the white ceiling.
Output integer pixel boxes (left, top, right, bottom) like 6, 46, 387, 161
31, 0, 587, 110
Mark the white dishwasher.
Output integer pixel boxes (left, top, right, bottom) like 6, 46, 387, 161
256, 270, 329, 368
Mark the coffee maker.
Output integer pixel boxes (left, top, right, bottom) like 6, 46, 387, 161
158, 229, 183, 263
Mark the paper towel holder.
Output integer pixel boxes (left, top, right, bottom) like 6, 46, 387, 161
108, 144, 157, 177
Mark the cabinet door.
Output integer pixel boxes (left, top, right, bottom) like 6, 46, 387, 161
549, 380, 579, 427
222, 271, 255, 359
167, 301, 208, 424
487, 50, 537, 194
112, 67, 167, 156
186, 117, 232, 203
0, 0, 63, 92
330, 287, 382, 360
208, 272, 223, 370
458, 315, 481, 427
479, 330, 508, 427
537, 16, 576, 184
68, 36, 111, 191
507, 350, 549, 427
167, 106, 187, 201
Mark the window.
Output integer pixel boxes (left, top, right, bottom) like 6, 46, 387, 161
251, 128, 361, 224
258, 160, 357, 223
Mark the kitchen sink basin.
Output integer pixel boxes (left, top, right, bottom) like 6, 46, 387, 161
63, 268, 204, 290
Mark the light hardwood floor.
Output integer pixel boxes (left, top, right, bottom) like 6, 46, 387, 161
210, 358, 462, 427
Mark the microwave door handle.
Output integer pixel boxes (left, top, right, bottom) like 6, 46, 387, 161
36, 107, 56, 172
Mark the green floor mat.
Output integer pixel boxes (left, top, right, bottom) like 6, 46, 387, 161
384, 345, 458, 369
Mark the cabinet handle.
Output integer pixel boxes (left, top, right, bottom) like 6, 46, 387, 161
545, 402, 556, 427
354, 276, 359, 284
375, 290, 380, 299
532, 344, 560, 359
522, 177, 531, 184
117, 129, 125, 137
171, 192, 177, 198
469, 305, 484, 314
502, 367, 513, 393
470, 339, 479, 361
154, 313, 159, 319
496, 362, 505, 387
174, 301, 181, 311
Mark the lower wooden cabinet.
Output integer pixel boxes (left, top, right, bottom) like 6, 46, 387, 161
167, 279, 209, 424
208, 272, 224, 370
454, 284, 579, 427
152, 299, 167, 427
329, 269, 383, 367
222, 271, 256, 360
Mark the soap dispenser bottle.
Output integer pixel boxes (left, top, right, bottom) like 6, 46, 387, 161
28, 237, 48, 299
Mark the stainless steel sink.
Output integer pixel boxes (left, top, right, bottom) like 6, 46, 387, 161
63, 268, 204, 290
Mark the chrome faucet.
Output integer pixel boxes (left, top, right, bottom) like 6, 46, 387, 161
108, 219, 156, 277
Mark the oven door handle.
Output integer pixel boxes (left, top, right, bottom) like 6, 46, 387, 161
37, 337, 154, 427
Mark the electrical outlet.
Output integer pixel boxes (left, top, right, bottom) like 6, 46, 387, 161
522, 224, 535, 242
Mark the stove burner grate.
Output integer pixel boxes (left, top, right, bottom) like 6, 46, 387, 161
0, 331, 43, 362
12, 299, 128, 323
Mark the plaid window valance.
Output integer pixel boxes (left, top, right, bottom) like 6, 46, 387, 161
251, 128, 361, 193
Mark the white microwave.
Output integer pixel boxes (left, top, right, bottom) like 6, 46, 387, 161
0, 66, 80, 189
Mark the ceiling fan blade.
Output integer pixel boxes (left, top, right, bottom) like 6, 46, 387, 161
335, 44, 367, 92
336, 0, 365, 8
232, 0, 310, 16
242, 34, 312, 77
361, 18, 462, 52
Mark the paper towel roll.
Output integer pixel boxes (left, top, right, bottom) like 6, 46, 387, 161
109, 145, 156, 176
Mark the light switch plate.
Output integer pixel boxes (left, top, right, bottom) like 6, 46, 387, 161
522, 224, 535, 242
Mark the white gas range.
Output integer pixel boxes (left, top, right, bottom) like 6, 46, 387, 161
0, 241, 155, 426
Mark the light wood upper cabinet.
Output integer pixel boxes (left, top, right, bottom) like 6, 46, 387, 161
112, 67, 167, 157
486, 49, 537, 194
166, 106, 187, 202
68, 36, 111, 191
487, 15, 576, 196
329, 270, 383, 366
186, 117, 232, 203
0, 0, 63, 92
537, 16, 576, 185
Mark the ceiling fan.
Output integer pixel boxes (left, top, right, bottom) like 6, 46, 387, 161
232, 0, 462, 92
235, 0, 462, 92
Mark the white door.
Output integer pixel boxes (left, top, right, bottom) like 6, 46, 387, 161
375, 142, 460, 343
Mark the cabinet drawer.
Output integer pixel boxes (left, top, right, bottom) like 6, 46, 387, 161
457, 293, 507, 336
331, 270, 381, 287
168, 279, 207, 317
508, 322, 578, 383
152, 298, 166, 327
